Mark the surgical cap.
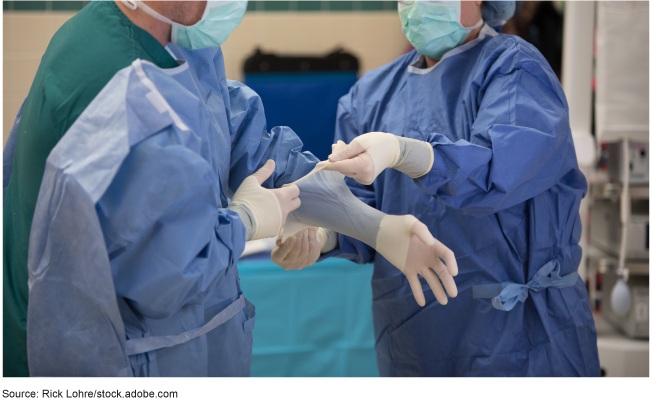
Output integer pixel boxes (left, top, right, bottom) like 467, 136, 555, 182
482, 1, 516, 25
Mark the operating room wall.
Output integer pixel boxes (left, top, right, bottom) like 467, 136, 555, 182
2, 9, 409, 146
3, 11, 74, 146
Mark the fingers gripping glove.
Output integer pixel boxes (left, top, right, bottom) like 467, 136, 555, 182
228, 176, 282, 241
350, 132, 402, 183
327, 132, 433, 184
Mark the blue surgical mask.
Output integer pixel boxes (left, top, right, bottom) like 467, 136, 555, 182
123, 1, 248, 50
399, 1, 483, 59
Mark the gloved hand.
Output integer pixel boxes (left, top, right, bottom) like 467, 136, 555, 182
319, 132, 434, 185
228, 160, 300, 241
376, 215, 458, 307
272, 227, 338, 270
271, 227, 321, 271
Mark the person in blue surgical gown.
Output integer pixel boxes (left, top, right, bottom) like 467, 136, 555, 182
4, 1, 317, 377
273, 0, 600, 376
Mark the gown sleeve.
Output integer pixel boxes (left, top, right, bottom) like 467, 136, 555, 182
97, 129, 247, 320
105, 78, 319, 319
415, 54, 583, 217
226, 80, 319, 191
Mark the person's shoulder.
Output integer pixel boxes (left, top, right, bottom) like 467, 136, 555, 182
46, 1, 134, 60
479, 33, 556, 79
477, 33, 566, 103
484, 33, 545, 59
41, 1, 139, 110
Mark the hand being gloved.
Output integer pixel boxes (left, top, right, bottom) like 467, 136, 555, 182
227, 160, 300, 241
319, 132, 434, 185
272, 227, 338, 270
376, 215, 458, 307
271, 227, 320, 270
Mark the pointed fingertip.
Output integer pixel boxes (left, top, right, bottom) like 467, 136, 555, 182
439, 299, 448, 306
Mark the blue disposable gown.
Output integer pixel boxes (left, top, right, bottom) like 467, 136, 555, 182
324, 25, 600, 376
24, 45, 317, 376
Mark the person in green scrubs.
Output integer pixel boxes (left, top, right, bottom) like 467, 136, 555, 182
2, 1, 205, 377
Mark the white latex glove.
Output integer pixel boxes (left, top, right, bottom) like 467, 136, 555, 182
319, 132, 433, 185
228, 160, 300, 241
271, 227, 322, 270
377, 215, 458, 307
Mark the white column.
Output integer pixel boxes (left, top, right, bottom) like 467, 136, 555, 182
561, 1, 596, 281
562, 0, 596, 165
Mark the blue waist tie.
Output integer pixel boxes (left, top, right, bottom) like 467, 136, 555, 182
472, 260, 579, 311
124, 294, 253, 356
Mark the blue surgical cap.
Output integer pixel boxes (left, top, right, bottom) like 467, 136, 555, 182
482, 1, 516, 25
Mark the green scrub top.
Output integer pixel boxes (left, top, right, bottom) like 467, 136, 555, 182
3, 1, 178, 376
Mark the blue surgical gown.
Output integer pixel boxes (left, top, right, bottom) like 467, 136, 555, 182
25, 45, 317, 376
324, 25, 600, 376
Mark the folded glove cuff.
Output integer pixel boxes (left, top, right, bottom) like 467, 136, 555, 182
317, 228, 339, 254
227, 204, 256, 241
392, 137, 434, 179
